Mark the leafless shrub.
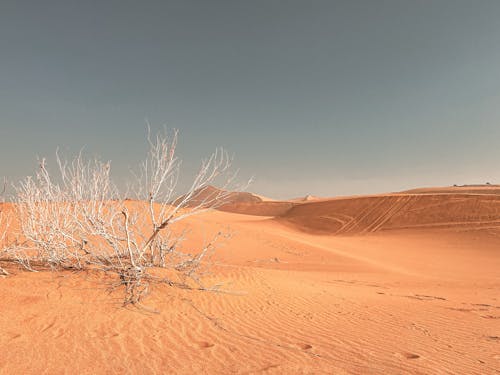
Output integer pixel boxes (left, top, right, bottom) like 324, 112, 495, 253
0, 179, 14, 276
10, 128, 243, 305
0, 211, 9, 276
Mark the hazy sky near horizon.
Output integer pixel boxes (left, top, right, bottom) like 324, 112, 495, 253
1, 0, 500, 199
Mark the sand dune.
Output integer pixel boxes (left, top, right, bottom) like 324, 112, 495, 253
173, 185, 265, 207
278, 192, 500, 234
0, 188, 499, 374
401, 184, 500, 195
175, 185, 293, 216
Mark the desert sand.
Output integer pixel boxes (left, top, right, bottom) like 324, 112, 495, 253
1, 186, 499, 374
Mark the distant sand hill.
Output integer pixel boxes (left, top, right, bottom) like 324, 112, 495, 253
174, 186, 293, 216
401, 184, 500, 195
173, 185, 264, 206
214, 185, 500, 235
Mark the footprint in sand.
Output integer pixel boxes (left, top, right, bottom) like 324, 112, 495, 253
395, 352, 420, 360
406, 294, 446, 301
297, 343, 312, 350
195, 341, 214, 349
481, 315, 500, 319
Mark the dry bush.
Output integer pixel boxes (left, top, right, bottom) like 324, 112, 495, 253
8, 129, 242, 305
0, 203, 10, 276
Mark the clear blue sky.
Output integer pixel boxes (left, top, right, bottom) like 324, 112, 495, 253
1, 0, 500, 199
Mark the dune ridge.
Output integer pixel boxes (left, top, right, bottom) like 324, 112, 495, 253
277, 192, 500, 234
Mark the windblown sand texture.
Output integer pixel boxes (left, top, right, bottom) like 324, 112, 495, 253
1, 186, 499, 374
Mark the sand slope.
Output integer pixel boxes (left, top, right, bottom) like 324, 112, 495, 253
278, 192, 500, 234
0, 189, 499, 374
401, 184, 500, 195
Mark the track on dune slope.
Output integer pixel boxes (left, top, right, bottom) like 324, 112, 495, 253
274, 193, 500, 235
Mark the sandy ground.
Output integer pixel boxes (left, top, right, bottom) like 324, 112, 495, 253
0, 189, 499, 374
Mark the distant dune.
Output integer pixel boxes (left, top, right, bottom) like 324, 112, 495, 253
401, 184, 500, 195
276, 192, 500, 234
214, 185, 500, 235
173, 185, 264, 206
173, 186, 292, 216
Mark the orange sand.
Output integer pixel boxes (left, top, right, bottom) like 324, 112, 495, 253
0, 187, 499, 374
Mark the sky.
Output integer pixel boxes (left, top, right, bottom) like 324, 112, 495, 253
1, 0, 500, 199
